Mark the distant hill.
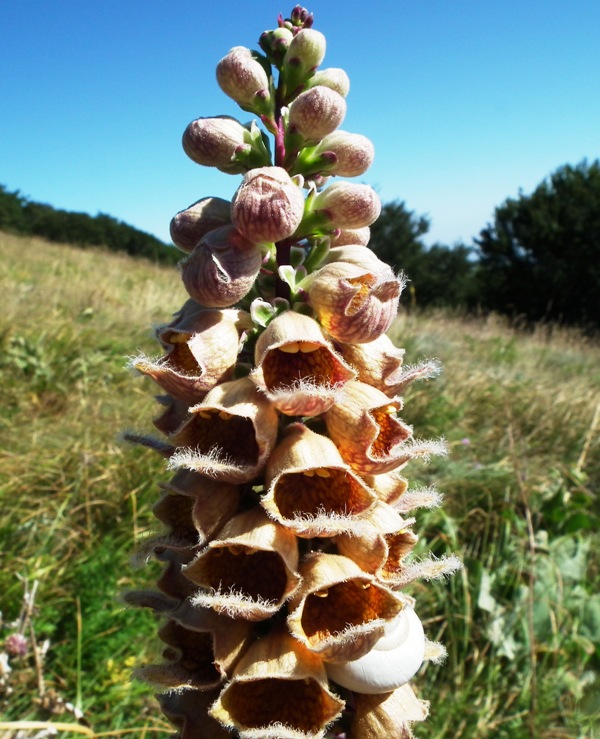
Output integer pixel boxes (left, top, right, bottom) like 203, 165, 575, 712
0, 184, 179, 264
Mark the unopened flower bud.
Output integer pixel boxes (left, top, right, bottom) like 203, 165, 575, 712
216, 46, 273, 115
288, 86, 346, 143
181, 225, 262, 308
170, 197, 231, 253
330, 226, 371, 247
232, 166, 305, 243
282, 28, 326, 93
312, 131, 375, 177
312, 181, 381, 228
259, 27, 294, 65
306, 67, 350, 97
182, 116, 269, 174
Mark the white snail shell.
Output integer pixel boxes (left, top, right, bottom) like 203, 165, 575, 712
325, 606, 425, 694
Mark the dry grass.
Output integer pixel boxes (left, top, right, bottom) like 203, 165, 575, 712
0, 231, 598, 737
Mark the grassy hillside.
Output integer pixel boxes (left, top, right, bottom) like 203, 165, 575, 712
0, 231, 598, 737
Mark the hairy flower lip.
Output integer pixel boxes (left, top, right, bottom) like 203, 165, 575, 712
263, 423, 377, 537
351, 684, 430, 738
183, 507, 300, 621
325, 605, 426, 694
132, 308, 242, 402
210, 626, 344, 739
287, 552, 405, 662
169, 377, 278, 484
324, 380, 414, 474
250, 311, 356, 416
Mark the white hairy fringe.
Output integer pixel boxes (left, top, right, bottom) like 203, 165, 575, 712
424, 638, 448, 665
191, 586, 279, 618
236, 723, 331, 739
393, 486, 444, 513
168, 446, 239, 477
393, 555, 463, 586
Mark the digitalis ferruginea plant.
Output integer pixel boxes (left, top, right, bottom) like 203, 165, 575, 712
125, 7, 459, 737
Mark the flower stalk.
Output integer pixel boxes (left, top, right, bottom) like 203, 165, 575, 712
128, 6, 459, 738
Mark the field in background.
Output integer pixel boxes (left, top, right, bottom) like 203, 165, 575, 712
0, 232, 598, 738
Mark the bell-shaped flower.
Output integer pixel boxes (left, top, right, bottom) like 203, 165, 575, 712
131, 304, 243, 403
166, 599, 252, 679
170, 197, 232, 253
154, 546, 199, 601
182, 116, 269, 174
181, 225, 263, 308
282, 28, 327, 93
231, 167, 305, 244
351, 684, 430, 738
249, 311, 355, 416
262, 423, 377, 538
137, 619, 226, 691
287, 553, 405, 662
210, 626, 343, 739
308, 260, 402, 343
169, 377, 278, 484
216, 46, 273, 116
334, 502, 419, 583
287, 86, 346, 143
160, 469, 241, 546
311, 181, 381, 228
325, 602, 426, 693
183, 507, 300, 621
158, 688, 232, 739
306, 67, 350, 97
324, 380, 414, 474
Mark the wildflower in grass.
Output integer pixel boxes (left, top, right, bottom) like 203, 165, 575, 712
129, 6, 459, 737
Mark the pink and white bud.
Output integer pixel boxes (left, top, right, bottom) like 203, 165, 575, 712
313, 131, 375, 177
288, 86, 347, 142
170, 197, 231, 253
181, 225, 262, 308
306, 67, 350, 97
216, 46, 272, 111
312, 181, 381, 228
182, 116, 252, 172
231, 166, 305, 243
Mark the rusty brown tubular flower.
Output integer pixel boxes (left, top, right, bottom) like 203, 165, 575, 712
128, 6, 459, 738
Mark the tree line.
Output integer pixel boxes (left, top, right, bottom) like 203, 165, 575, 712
0, 185, 179, 265
369, 159, 600, 329
2, 159, 599, 328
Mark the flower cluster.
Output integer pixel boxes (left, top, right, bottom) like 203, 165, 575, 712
127, 7, 459, 738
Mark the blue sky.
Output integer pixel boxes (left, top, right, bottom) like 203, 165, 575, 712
1, 0, 599, 247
